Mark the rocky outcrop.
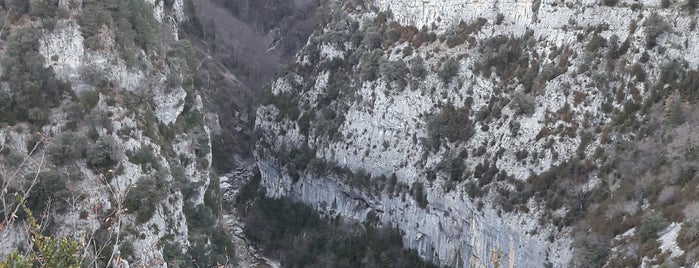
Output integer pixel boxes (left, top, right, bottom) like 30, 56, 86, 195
1, 0, 216, 266
254, 0, 699, 267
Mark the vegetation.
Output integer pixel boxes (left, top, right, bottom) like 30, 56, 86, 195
643, 13, 670, 48
0, 196, 82, 268
29, 0, 58, 18
87, 135, 120, 172
410, 181, 429, 208
123, 173, 168, 224
236, 175, 440, 268
1, 28, 70, 126
444, 18, 486, 48
79, 0, 161, 66
424, 102, 474, 151
47, 132, 88, 166
410, 56, 427, 79
380, 59, 409, 89
23, 171, 72, 215
438, 58, 460, 84
509, 92, 536, 116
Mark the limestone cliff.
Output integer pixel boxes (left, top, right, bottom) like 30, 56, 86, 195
255, 0, 699, 267
0, 0, 227, 266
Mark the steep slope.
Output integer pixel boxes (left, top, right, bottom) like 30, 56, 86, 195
181, 0, 317, 172
0, 0, 232, 266
255, 0, 699, 267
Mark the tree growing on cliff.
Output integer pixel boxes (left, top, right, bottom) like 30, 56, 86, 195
438, 58, 460, 84
29, 0, 57, 18
1, 28, 69, 125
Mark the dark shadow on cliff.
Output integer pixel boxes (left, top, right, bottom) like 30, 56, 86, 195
180, 0, 318, 172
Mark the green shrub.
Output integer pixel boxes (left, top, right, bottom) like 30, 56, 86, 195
445, 18, 487, 48
509, 92, 536, 116
410, 181, 428, 208
435, 151, 467, 182
363, 26, 383, 49
360, 50, 382, 81
380, 59, 409, 89
602, 0, 618, 6
571, 236, 609, 268
662, 0, 671, 8
540, 64, 564, 82
678, 222, 699, 250
425, 102, 474, 151
5, 0, 30, 14
409, 56, 427, 79
474, 34, 530, 79
684, 0, 698, 13
79, 0, 161, 61
47, 132, 88, 166
237, 193, 439, 268
124, 173, 168, 223
1, 28, 70, 123
438, 58, 460, 84
78, 1, 114, 49
27, 108, 49, 128
496, 13, 505, 25
126, 145, 160, 171
644, 13, 670, 48
29, 0, 57, 18
666, 100, 685, 126
638, 211, 669, 242
23, 171, 71, 214
586, 35, 607, 53
163, 242, 191, 267
87, 136, 120, 171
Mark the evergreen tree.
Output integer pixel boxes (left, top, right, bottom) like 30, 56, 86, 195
29, 0, 57, 18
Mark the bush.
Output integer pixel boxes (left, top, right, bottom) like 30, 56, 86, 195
126, 145, 160, 171
445, 18, 487, 48
5, 0, 30, 14
363, 26, 383, 49
678, 222, 699, 250
425, 103, 474, 151
87, 136, 120, 171
662, 0, 671, 8
643, 13, 670, 48
78, 1, 114, 49
1, 28, 70, 123
571, 236, 609, 268
409, 56, 427, 79
380, 59, 409, 89
684, 0, 698, 13
410, 181, 428, 208
23, 171, 71, 214
360, 50, 382, 81
436, 151, 467, 182
586, 35, 607, 53
474, 34, 530, 79
638, 212, 669, 242
79, 0, 161, 61
163, 242, 191, 267
438, 58, 460, 84
510, 92, 536, 116
124, 173, 168, 223
30, 0, 58, 18
602, 0, 618, 6
47, 132, 88, 166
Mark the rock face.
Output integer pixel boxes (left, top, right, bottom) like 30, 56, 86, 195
1, 0, 218, 266
258, 161, 570, 267
376, 0, 534, 29
254, 0, 699, 267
